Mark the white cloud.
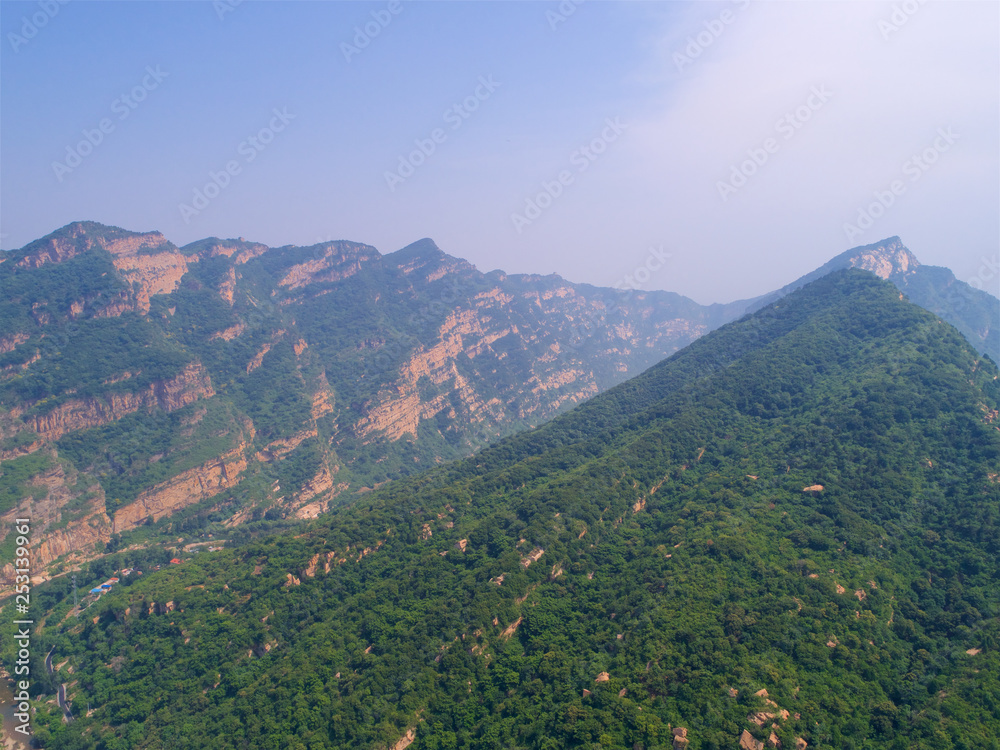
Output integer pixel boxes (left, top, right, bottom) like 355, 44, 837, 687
610, 0, 999, 301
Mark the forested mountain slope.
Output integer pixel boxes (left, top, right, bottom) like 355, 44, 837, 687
747, 236, 998, 362
0, 222, 734, 592
0, 223, 994, 605
21, 270, 1000, 750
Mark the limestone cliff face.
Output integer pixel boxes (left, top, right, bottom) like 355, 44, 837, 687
355, 310, 511, 440
290, 464, 344, 520
846, 237, 920, 280
210, 322, 246, 341
107, 239, 193, 314
194, 238, 270, 266
255, 428, 318, 463
0, 333, 29, 354
113, 441, 250, 533
10, 362, 215, 442
0, 459, 111, 596
310, 373, 335, 420
278, 242, 380, 290
353, 274, 696, 443
9, 224, 986, 555
0, 439, 45, 462
16, 222, 193, 315
218, 267, 237, 305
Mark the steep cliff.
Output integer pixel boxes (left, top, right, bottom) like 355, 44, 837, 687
9, 362, 214, 443
1, 222, 994, 578
0, 456, 112, 596
112, 440, 251, 533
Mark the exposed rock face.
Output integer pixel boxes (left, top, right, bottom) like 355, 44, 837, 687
311, 380, 334, 420
0, 438, 45, 462
278, 242, 379, 289
209, 322, 246, 341
391, 728, 416, 750
16, 223, 193, 314
521, 548, 545, 568
0, 333, 29, 354
292, 464, 337, 506
255, 428, 317, 463
10, 363, 214, 442
294, 481, 348, 520
113, 442, 249, 533
196, 238, 270, 266
247, 343, 272, 374
218, 267, 237, 305
748, 711, 775, 727
0, 460, 112, 596
110, 242, 193, 313
5, 223, 995, 578
355, 309, 513, 441
740, 730, 764, 750
848, 237, 919, 280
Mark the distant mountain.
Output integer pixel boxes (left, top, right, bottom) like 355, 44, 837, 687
746, 236, 998, 361
26, 270, 1000, 749
0, 223, 995, 594
0, 222, 733, 591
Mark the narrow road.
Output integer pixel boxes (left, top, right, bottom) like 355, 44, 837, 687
45, 647, 73, 723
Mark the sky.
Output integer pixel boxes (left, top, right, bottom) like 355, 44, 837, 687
1, 0, 998, 304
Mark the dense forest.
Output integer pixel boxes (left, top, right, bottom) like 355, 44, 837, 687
10, 270, 999, 749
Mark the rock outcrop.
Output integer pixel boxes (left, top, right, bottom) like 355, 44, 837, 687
10, 363, 214, 442
0, 333, 30, 354
16, 223, 193, 315
0, 460, 112, 596
113, 442, 249, 533
278, 242, 379, 290
354, 310, 512, 442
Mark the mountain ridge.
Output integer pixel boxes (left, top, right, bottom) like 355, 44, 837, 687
21, 269, 999, 749
0, 222, 996, 597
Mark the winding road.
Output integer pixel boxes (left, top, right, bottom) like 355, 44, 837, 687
45, 647, 73, 723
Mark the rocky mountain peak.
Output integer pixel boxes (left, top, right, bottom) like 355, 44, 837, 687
14, 221, 175, 269
842, 236, 920, 280
387, 238, 478, 280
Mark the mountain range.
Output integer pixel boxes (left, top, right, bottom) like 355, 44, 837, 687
16, 268, 999, 749
0, 223, 996, 594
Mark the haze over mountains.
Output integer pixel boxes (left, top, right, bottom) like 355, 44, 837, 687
17, 269, 1000, 749
0, 222, 996, 595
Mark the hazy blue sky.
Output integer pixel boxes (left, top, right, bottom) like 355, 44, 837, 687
2, 0, 997, 303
